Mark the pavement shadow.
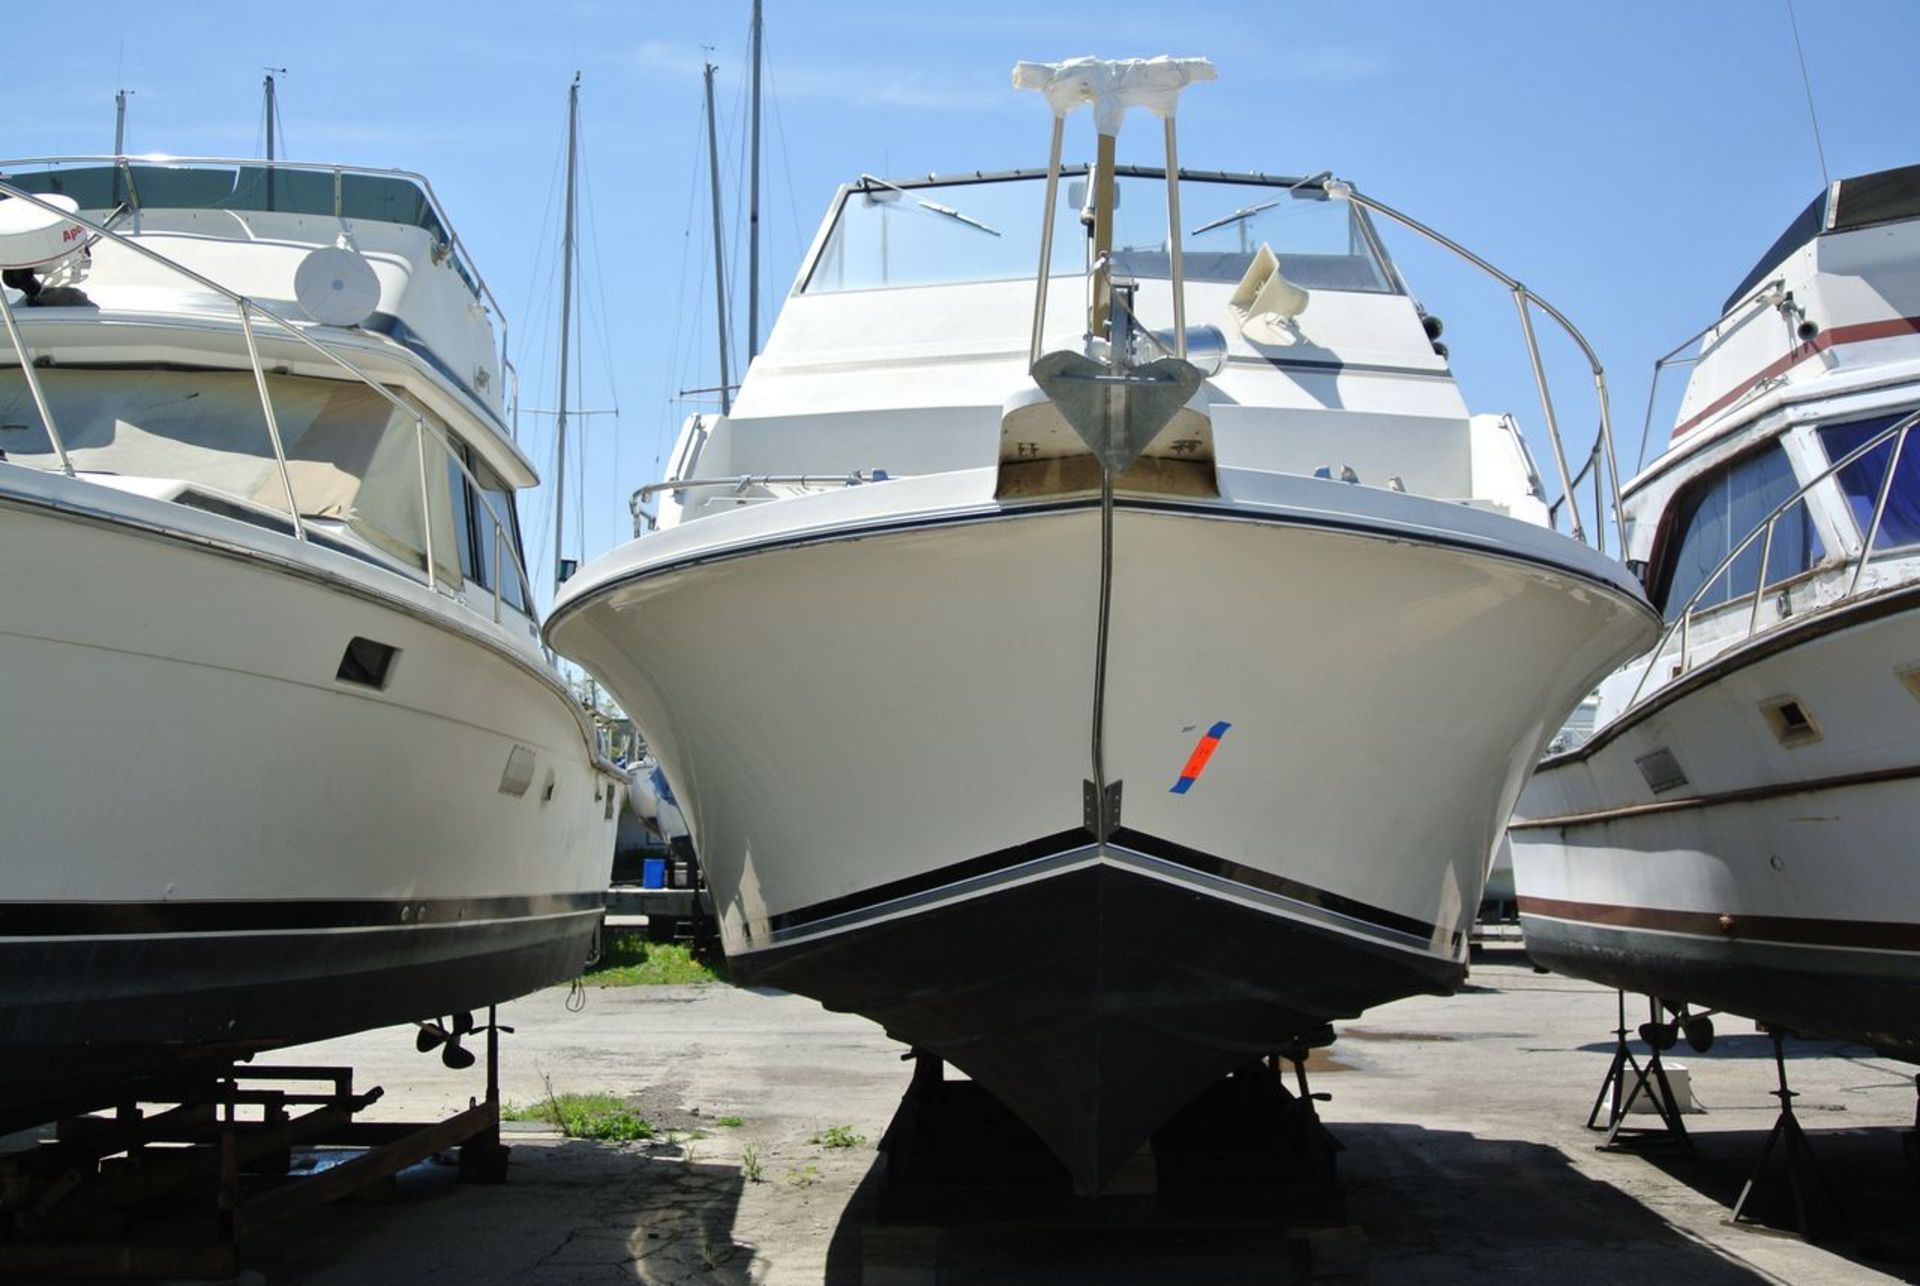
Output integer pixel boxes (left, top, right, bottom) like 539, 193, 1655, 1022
1574, 1032, 1879, 1061
1341, 1121, 1778, 1285
246, 1137, 754, 1285
1622, 1124, 1920, 1280
821, 1120, 1792, 1284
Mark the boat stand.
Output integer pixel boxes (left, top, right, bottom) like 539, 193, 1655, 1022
1587, 990, 1692, 1150
862, 1046, 1361, 1283
1729, 1027, 1838, 1241
0, 1008, 510, 1280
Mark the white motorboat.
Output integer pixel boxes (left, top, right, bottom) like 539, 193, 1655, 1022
0, 154, 623, 1112
1511, 162, 1920, 1060
549, 57, 1657, 1192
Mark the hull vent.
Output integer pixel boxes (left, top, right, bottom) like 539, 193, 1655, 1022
335, 636, 398, 689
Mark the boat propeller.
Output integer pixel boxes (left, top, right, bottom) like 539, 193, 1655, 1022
414, 1011, 479, 1068
1638, 1005, 1716, 1054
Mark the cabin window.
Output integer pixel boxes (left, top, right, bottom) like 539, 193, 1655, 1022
0, 367, 466, 586
1653, 443, 1822, 621
1819, 411, 1920, 551
471, 459, 529, 614
803, 172, 1395, 296
447, 448, 479, 585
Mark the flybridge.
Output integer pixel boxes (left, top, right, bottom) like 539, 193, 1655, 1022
0, 157, 491, 303
1723, 161, 1920, 315
1643, 160, 1920, 459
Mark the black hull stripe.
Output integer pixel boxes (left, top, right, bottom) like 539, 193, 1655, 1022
0, 892, 606, 937
763, 829, 1092, 936
1108, 827, 1449, 947
550, 495, 1649, 638
764, 826, 1449, 949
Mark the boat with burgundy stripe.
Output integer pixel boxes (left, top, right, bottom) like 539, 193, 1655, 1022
1511, 162, 1920, 1060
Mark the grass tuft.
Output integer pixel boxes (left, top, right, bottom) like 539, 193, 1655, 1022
810, 1124, 866, 1149
503, 1088, 654, 1142
583, 933, 726, 986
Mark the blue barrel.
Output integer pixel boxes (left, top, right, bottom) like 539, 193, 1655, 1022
642, 857, 667, 889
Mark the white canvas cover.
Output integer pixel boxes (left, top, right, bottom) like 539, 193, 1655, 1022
1011, 56, 1216, 136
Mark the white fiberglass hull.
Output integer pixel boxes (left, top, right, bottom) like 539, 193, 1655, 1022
552, 469, 1655, 1190
0, 470, 619, 1108
1512, 586, 1920, 1060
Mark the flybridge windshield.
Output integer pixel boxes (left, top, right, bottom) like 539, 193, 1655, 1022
803, 171, 1398, 296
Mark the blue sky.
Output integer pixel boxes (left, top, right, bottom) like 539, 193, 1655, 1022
6, 1, 1917, 603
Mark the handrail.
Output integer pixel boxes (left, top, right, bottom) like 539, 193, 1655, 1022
1632, 279, 1801, 474
1324, 179, 1624, 556
0, 178, 549, 655
1625, 406, 1920, 706
633, 470, 883, 504
629, 470, 884, 536
0, 153, 513, 386
0, 290, 71, 476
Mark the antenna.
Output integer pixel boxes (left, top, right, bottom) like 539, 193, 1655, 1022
1784, 0, 1830, 188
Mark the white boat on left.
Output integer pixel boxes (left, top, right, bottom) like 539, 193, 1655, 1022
0, 154, 623, 1113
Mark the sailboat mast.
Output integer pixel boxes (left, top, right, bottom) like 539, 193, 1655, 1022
262, 69, 284, 211
703, 62, 734, 416
747, 0, 763, 360
554, 72, 580, 593
263, 73, 278, 161
113, 89, 128, 156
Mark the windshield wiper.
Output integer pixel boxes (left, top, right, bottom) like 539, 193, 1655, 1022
857, 174, 1001, 237
1189, 172, 1335, 237
1189, 198, 1280, 237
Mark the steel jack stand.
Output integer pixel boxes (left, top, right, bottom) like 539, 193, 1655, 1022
1274, 1045, 1342, 1185
459, 1005, 511, 1183
1587, 991, 1691, 1150
1730, 1027, 1836, 1240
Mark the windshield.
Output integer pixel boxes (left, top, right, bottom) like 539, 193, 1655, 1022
803, 170, 1396, 296
0, 368, 467, 582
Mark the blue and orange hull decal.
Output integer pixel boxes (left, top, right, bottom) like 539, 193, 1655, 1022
1170, 721, 1231, 794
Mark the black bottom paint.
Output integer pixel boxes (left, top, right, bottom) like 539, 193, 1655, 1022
878, 1057, 1346, 1224
732, 862, 1460, 1194
0, 912, 599, 1116
1522, 919, 1920, 1063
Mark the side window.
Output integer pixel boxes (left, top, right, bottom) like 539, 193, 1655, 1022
471, 459, 530, 614
446, 446, 479, 586
1654, 443, 1822, 621
1819, 411, 1920, 550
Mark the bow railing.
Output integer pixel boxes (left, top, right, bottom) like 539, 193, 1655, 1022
1320, 178, 1626, 556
